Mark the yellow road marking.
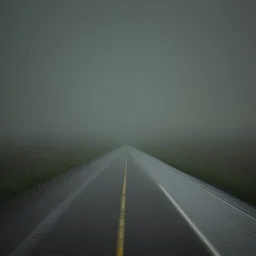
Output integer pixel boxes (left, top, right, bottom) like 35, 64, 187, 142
116, 156, 127, 256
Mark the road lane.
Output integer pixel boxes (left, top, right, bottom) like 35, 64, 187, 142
130, 147, 256, 256
0, 150, 118, 256
125, 155, 213, 256
28, 156, 125, 256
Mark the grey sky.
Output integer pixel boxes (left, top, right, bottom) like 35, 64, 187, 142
1, 1, 255, 145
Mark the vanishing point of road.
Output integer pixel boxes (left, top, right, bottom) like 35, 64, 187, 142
2, 149, 218, 256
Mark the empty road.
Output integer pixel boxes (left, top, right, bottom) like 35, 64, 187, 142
1, 148, 218, 256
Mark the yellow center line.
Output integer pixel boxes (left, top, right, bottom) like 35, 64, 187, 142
116, 156, 127, 256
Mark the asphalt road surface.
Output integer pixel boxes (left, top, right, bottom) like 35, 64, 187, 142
3, 150, 215, 256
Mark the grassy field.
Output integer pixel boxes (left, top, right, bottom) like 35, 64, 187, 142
0, 144, 111, 202
140, 142, 256, 207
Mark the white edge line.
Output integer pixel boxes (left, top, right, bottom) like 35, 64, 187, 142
158, 184, 221, 256
8, 157, 113, 256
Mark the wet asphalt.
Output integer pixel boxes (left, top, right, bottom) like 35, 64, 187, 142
1, 153, 213, 256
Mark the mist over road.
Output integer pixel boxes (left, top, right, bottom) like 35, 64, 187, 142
1, 1, 255, 145
1, 2, 256, 254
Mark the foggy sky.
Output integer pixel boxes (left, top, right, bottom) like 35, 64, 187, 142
1, 1, 256, 145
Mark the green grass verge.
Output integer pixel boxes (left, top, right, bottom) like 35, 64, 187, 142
168, 163, 256, 207
0, 147, 109, 202
141, 147, 256, 207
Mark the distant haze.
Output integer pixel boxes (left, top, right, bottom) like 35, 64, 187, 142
1, 1, 256, 147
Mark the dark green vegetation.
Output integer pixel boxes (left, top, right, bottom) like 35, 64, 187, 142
0, 142, 112, 202
139, 141, 256, 207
